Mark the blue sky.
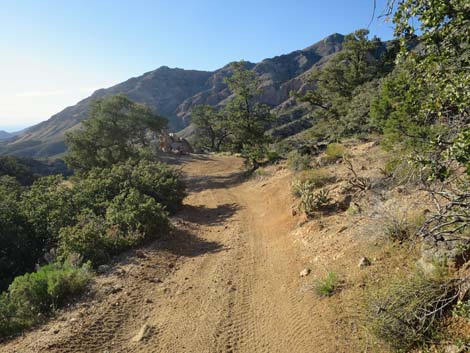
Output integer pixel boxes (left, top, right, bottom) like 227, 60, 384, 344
0, 0, 395, 131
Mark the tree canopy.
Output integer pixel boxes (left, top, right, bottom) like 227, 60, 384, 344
65, 94, 167, 173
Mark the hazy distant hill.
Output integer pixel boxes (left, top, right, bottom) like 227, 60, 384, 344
1, 33, 345, 158
0, 131, 12, 140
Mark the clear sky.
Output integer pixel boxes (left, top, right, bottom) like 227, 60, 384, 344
0, 0, 395, 132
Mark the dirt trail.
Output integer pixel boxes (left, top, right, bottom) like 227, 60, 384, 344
1, 154, 332, 353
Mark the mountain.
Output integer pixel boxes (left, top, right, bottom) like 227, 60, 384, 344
0, 33, 345, 158
0, 131, 12, 140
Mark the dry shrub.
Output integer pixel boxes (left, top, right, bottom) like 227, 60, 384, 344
383, 208, 425, 243
296, 169, 336, 188
365, 271, 460, 352
286, 151, 311, 171
324, 143, 347, 164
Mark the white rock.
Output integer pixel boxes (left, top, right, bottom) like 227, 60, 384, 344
131, 324, 152, 342
358, 257, 371, 268
299, 268, 311, 277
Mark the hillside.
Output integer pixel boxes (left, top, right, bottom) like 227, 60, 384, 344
3, 143, 467, 353
0, 131, 11, 141
0, 33, 345, 158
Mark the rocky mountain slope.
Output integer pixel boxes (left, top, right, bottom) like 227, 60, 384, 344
1, 33, 345, 158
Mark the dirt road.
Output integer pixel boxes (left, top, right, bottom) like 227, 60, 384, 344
1, 154, 333, 353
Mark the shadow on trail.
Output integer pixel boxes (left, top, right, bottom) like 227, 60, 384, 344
159, 226, 225, 258
187, 171, 247, 192
179, 203, 241, 226
160, 153, 212, 166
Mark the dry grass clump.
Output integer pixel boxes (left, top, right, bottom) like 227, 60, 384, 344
286, 150, 311, 171
365, 271, 460, 352
382, 208, 424, 243
324, 143, 347, 164
296, 169, 336, 188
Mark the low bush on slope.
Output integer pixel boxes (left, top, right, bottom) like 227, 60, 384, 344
0, 95, 186, 338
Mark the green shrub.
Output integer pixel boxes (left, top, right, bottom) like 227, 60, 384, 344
0, 156, 35, 186
105, 188, 168, 237
365, 272, 458, 351
296, 169, 336, 188
21, 175, 77, 243
324, 143, 346, 163
58, 212, 112, 266
314, 272, 338, 297
266, 150, 281, 163
75, 160, 186, 215
0, 179, 44, 291
0, 262, 91, 337
130, 160, 186, 214
452, 300, 470, 320
286, 151, 311, 171
0, 292, 23, 336
60, 190, 169, 266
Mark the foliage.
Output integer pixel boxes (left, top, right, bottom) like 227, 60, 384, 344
419, 180, 470, 244
266, 150, 281, 164
299, 188, 332, 217
191, 105, 229, 151
0, 95, 186, 336
324, 143, 346, 163
292, 170, 333, 216
291, 179, 312, 198
58, 161, 179, 265
105, 188, 168, 237
286, 150, 310, 171
0, 261, 91, 337
383, 208, 424, 243
65, 94, 167, 173
73, 159, 185, 215
452, 300, 470, 320
0, 156, 35, 185
127, 159, 186, 214
20, 175, 77, 246
314, 272, 338, 297
0, 177, 42, 291
0, 156, 70, 186
58, 212, 113, 266
297, 29, 397, 139
224, 62, 275, 169
365, 272, 459, 351
343, 80, 380, 135
253, 168, 270, 178
379, 0, 470, 181
295, 169, 336, 189
189, 62, 275, 168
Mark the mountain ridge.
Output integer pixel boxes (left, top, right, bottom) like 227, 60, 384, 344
1, 33, 345, 158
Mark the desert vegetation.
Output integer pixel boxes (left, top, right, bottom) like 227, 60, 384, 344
283, 1, 470, 350
0, 95, 185, 338
0, 0, 468, 351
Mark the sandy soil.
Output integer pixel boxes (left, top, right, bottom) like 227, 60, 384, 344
0, 154, 337, 353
